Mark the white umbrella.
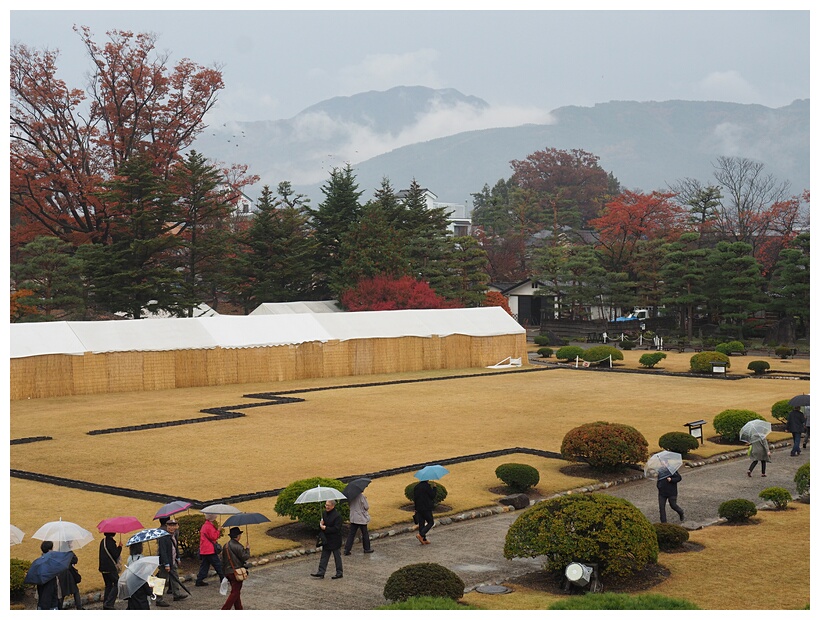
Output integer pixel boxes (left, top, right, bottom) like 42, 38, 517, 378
644, 451, 683, 479
10, 524, 25, 546
200, 503, 241, 515
32, 518, 94, 552
118, 556, 160, 600
294, 486, 347, 504
739, 419, 772, 444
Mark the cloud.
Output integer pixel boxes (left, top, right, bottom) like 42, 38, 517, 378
694, 70, 759, 103
336, 49, 443, 94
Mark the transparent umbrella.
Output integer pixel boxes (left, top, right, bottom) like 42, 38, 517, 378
739, 420, 772, 444
644, 451, 683, 479
32, 518, 94, 552
118, 556, 160, 600
200, 503, 241, 515
294, 486, 347, 504
10, 525, 25, 546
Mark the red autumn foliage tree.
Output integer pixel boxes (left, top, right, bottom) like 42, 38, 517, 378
589, 190, 685, 272
483, 290, 512, 315
339, 275, 463, 311
10, 27, 225, 247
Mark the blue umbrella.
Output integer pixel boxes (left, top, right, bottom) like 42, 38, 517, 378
414, 464, 449, 481
24, 551, 74, 585
126, 528, 171, 547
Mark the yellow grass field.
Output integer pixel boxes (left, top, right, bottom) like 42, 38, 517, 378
9, 354, 810, 601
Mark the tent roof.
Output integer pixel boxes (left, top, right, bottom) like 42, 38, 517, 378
10, 307, 524, 358
250, 301, 340, 315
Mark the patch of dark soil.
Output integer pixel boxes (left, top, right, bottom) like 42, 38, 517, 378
558, 463, 641, 483
399, 503, 452, 514
507, 562, 671, 594
263, 521, 322, 547
661, 541, 705, 554
707, 436, 744, 446
488, 485, 547, 500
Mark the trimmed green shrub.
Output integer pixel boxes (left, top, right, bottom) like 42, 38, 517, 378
555, 345, 585, 361
794, 463, 810, 495
718, 498, 757, 522
653, 522, 690, 551
689, 351, 730, 373
274, 477, 350, 530
383, 563, 465, 602
495, 463, 540, 492
774, 345, 792, 359
717, 340, 745, 356
548, 593, 700, 610
177, 513, 208, 558
379, 596, 478, 610
10, 558, 32, 597
747, 360, 770, 375
712, 409, 764, 442
504, 494, 658, 579
639, 352, 667, 368
561, 421, 649, 471
536, 347, 553, 358
715, 343, 730, 355
404, 481, 448, 506
771, 399, 792, 424
619, 339, 636, 350
658, 431, 699, 457
533, 335, 550, 346
582, 345, 624, 363
759, 487, 791, 509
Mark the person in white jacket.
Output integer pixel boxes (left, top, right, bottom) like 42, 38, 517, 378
343, 492, 373, 555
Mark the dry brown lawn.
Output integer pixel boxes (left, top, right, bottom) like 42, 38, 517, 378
8, 354, 810, 601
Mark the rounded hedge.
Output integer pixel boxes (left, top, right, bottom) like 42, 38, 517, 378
715, 343, 731, 355
759, 487, 792, 509
495, 463, 540, 493
747, 360, 770, 375
718, 498, 757, 522
548, 593, 699, 610
533, 335, 550, 346
689, 351, 731, 373
712, 409, 765, 442
504, 494, 658, 578
536, 347, 553, 358
794, 463, 810, 495
10, 558, 32, 596
383, 563, 465, 602
639, 352, 667, 368
177, 513, 209, 558
404, 481, 448, 506
653, 522, 690, 551
556, 345, 585, 361
771, 399, 792, 424
582, 345, 624, 363
619, 339, 636, 350
274, 477, 350, 530
561, 421, 649, 471
658, 431, 699, 457
774, 345, 792, 359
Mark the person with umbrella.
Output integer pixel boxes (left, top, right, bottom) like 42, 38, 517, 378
57, 550, 83, 610
413, 468, 446, 546
802, 404, 810, 449
343, 479, 373, 556
787, 405, 806, 456
747, 433, 772, 477
195, 513, 225, 587
310, 499, 344, 579
155, 517, 187, 607
656, 465, 685, 523
29, 541, 66, 610
98, 531, 122, 610
221, 526, 251, 610
118, 556, 160, 610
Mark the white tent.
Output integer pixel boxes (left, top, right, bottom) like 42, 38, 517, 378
10, 307, 524, 359
250, 301, 340, 315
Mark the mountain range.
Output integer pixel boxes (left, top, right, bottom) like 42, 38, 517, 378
190, 87, 809, 208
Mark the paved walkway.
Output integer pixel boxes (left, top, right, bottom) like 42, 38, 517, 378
83, 442, 809, 610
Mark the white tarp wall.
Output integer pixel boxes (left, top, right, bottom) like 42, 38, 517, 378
10, 307, 524, 359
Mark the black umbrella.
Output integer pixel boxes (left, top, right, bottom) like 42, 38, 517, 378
789, 394, 810, 407
342, 478, 371, 500
24, 551, 74, 585
222, 512, 271, 547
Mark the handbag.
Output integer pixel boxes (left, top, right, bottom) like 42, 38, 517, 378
315, 535, 324, 548
234, 567, 249, 581
70, 565, 82, 584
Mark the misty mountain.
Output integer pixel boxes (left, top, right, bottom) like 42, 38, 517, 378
191, 88, 809, 208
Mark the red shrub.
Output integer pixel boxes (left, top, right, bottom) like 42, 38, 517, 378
339, 275, 462, 311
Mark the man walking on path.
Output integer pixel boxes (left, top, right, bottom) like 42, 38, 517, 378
98, 531, 121, 610
413, 480, 436, 544
156, 517, 187, 607
657, 469, 684, 523
787, 406, 806, 456
344, 492, 373, 555
311, 500, 343, 579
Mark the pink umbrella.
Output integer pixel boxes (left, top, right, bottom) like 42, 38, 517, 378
98, 516, 145, 545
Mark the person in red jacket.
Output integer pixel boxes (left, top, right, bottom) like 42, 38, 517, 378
195, 513, 225, 587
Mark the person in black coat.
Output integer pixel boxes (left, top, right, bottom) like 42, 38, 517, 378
125, 580, 153, 610
98, 532, 122, 610
155, 517, 186, 607
657, 468, 685, 523
413, 480, 437, 544
787, 406, 806, 456
57, 551, 83, 609
35, 541, 61, 610
311, 500, 343, 579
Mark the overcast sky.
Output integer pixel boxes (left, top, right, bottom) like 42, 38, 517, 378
9, 4, 811, 131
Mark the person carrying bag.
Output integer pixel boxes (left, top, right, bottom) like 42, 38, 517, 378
221, 527, 250, 610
